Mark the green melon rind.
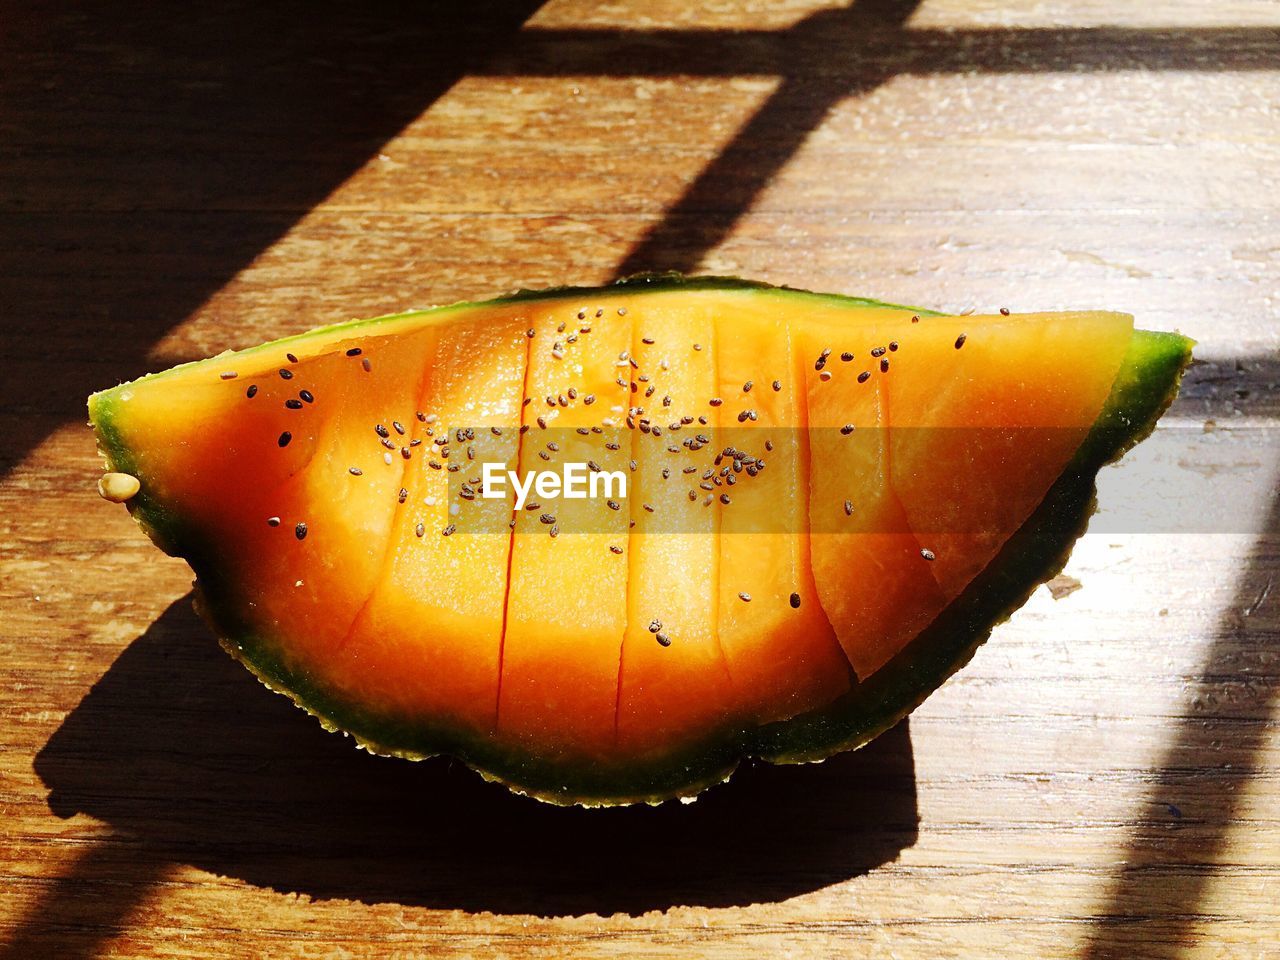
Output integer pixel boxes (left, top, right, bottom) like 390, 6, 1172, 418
88, 279, 1191, 806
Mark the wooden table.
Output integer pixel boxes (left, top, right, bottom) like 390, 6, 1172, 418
3, 2, 1278, 957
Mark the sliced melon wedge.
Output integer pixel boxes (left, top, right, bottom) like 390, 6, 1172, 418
89, 276, 1192, 805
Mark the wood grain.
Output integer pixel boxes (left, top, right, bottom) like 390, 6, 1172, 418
2, 1, 1278, 957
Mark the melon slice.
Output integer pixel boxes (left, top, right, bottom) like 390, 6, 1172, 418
798, 311, 952, 681
342, 307, 527, 746
713, 297, 854, 721
497, 299, 633, 761
89, 276, 1192, 805
615, 296, 734, 761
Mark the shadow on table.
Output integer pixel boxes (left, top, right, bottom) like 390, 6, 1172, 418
0, 0, 545, 475
18, 594, 917, 949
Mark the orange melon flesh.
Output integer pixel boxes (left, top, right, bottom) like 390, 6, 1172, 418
798, 312, 951, 679
340, 308, 528, 739
108, 333, 441, 696
714, 299, 853, 721
616, 296, 733, 759
498, 300, 632, 760
886, 312, 1132, 599
246, 331, 442, 701
102, 354, 329, 537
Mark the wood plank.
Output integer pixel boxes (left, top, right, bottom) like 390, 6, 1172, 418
2, 0, 1278, 956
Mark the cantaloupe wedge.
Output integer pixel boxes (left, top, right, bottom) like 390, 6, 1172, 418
89, 276, 1192, 804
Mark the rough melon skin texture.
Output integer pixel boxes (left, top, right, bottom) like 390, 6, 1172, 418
88, 276, 1193, 806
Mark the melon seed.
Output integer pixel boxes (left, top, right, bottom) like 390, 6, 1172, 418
97, 472, 141, 503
